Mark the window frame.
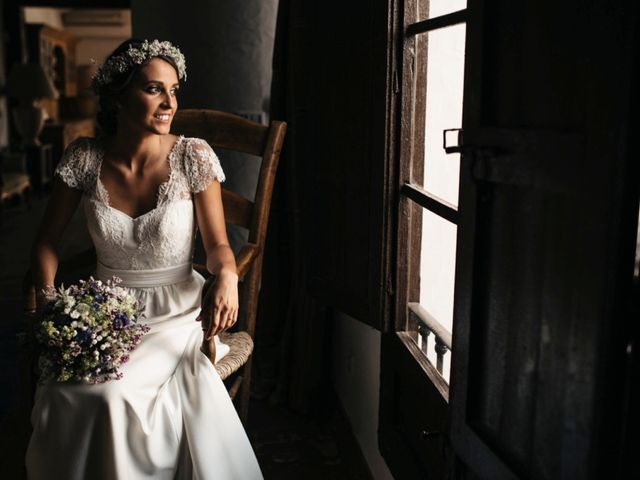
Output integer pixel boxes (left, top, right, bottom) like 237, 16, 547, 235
378, 2, 469, 477
393, 2, 469, 394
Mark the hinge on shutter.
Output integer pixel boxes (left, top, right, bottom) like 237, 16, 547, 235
386, 270, 395, 296
442, 127, 585, 194
392, 69, 399, 94
443, 128, 496, 182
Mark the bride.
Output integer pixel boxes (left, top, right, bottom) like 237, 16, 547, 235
26, 39, 263, 479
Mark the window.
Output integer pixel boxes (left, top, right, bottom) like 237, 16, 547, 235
379, 3, 469, 476
383, 2, 637, 478
399, 3, 468, 387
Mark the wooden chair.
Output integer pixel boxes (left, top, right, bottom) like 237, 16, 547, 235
23, 109, 286, 423
171, 109, 286, 421
1, 150, 32, 226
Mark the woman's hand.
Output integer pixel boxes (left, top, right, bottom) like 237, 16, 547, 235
35, 285, 55, 314
198, 269, 239, 340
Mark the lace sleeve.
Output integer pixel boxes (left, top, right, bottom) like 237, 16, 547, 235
184, 138, 226, 193
54, 137, 94, 191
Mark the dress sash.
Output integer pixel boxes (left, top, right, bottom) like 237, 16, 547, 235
96, 261, 194, 288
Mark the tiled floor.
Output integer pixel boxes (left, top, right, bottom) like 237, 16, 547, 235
0, 195, 372, 479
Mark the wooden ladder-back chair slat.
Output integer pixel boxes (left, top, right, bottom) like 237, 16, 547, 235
173, 109, 270, 156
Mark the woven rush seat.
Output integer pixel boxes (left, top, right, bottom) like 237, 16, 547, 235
214, 331, 254, 380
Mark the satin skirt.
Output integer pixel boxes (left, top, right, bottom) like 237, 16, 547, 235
25, 263, 263, 480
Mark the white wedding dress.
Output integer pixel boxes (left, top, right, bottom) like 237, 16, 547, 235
25, 136, 263, 480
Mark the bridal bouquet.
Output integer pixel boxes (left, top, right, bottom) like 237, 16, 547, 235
35, 277, 149, 384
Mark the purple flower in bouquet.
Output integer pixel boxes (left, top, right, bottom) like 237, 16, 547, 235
35, 276, 149, 384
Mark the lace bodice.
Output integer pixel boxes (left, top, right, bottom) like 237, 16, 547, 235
54, 136, 225, 270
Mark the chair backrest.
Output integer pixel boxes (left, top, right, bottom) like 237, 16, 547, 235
171, 109, 286, 336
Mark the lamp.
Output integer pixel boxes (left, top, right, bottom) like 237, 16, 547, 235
6, 63, 58, 146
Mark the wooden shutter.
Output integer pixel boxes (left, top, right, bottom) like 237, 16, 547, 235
299, 0, 392, 329
450, 1, 639, 479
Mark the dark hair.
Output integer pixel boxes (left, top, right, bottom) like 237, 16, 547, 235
95, 38, 180, 134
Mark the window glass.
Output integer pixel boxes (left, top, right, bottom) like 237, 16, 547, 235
422, 23, 466, 207
427, 0, 467, 19
418, 207, 456, 381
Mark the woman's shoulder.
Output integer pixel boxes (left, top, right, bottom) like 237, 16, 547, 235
62, 137, 102, 166
65, 136, 100, 153
177, 136, 226, 191
58, 136, 103, 168
179, 136, 214, 152
54, 136, 101, 191
179, 136, 219, 166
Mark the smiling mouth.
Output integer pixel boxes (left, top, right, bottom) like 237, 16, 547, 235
154, 113, 171, 121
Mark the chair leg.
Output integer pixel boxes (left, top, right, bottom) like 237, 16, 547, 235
238, 356, 253, 424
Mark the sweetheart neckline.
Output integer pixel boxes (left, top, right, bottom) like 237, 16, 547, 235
95, 135, 184, 220
101, 201, 163, 221
90, 197, 192, 222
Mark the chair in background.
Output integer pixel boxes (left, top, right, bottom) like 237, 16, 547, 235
0, 150, 31, 226
23, 110, 286, 423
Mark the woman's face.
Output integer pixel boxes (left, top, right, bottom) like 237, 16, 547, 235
117, 58, 179, 136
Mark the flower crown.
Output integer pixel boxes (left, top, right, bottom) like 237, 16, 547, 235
91, 39, 187, 93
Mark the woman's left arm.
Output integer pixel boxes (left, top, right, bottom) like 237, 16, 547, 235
194, 179, 239, 339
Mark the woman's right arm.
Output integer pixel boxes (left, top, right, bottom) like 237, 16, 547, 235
31, 178, 82, 307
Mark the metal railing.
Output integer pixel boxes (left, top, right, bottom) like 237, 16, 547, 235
407, 302, 452, 376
